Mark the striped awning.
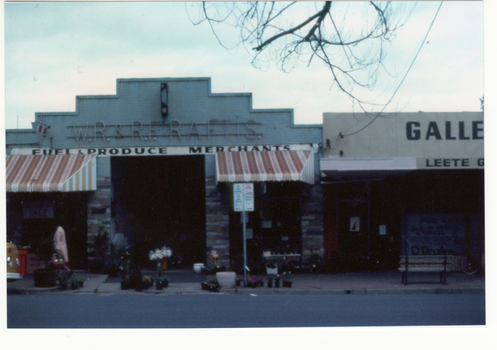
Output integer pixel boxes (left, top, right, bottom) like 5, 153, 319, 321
216, 151, 314, 185
6, 154, 97, 192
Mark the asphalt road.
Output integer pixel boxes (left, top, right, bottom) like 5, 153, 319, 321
7, 293, 485, 328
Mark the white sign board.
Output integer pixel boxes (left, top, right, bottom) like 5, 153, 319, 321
350, 217, 360, 232
233, 183, 254, 212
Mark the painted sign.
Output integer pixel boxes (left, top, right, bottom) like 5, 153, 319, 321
405, 120, 483, 141
11, 144, 319, 157
417, 157, 484, 169
322, 112, 484, 159
403, 214, 465, 255
67, 119, 263, 142
22, 201, 55, 219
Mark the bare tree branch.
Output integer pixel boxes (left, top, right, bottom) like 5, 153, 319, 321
188, 1, 412, 110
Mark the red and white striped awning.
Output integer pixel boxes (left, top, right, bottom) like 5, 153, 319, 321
216, 151, 314, 185
6, 154, 97, 192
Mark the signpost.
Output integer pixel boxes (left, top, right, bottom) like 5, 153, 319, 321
233, 183, 254, 286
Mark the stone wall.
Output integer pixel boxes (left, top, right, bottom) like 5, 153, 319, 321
301, 179, 324, 264
205, 177, 230, 267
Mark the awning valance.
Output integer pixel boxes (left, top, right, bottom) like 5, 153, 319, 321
216, 151, 314, 185
6, 154, 97, 192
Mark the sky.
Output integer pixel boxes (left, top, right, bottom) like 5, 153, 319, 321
2, 1, 485, 130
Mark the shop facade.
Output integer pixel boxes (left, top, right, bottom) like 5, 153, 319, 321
6, 77, 323, 273
320, 112, 484, 272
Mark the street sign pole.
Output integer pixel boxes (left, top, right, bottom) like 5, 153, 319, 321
242, 209, 247, 286
233, 183, 254, 287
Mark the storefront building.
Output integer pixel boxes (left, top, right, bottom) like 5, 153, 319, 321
6, 77, 323, 273
320, 112, 484, 272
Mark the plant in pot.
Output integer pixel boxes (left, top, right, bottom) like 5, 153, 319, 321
105, 258, 120, 277
121, 274, 131, 290
129, 266, 143, 291
201, 277, 220, 292
87, 225, 109, 273
60, 273, 70, 290
267, 275, 274, 288
274, 274, 281, 288
247, 275, 263, 288
149, 246, 172, 290
142, 275, 154, 290
282, 271, 292, 287
31, 236, 57, 288
70, 276, 80, 290
156, 276, 169, 290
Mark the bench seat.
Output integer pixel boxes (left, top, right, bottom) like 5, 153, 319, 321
398, 255, 454, 285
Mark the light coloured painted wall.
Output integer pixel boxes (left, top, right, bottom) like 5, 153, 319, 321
322, 112, 483, 159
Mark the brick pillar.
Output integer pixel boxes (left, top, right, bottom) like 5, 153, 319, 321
301, 179, 324, 264
87, 177, 112, 259
205, 177, 230, 267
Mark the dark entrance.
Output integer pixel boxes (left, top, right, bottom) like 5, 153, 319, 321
7, 193, 88, 270
337, 200, 370, 271
229, 182, 303, 274
111, 156, 206, 267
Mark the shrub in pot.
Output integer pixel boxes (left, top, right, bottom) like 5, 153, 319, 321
31, 235, 57, 287
282, 272, 292, 287
121, 275, 131, 290
267, 276, 273, 288
156, 276, 169, 290
201, 278, 220, 292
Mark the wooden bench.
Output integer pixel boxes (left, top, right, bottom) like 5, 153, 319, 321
398, 255, 454, 285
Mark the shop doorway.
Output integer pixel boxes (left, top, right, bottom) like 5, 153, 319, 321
17, 194, 88, 270
111, 156, 206, 267
260, 197, 302, 256
337, 200, 370, 271
229, 193, 302, 274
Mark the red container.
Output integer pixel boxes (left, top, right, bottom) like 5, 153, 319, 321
17, 248, 29, 275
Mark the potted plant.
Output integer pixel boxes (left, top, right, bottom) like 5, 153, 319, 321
149, 246, 172, 290
142, 275, 154, 290
201, 277, 220, 292
105, 258, 120, 277
70, 275, 82, 290
60, 274, 69, 290
156, 276, 169, 290
267, 275, 274, 288
274, 274, 281, 288
87, 225, 109, 273
247, 275, 263, 288
129, 266, 143, 291
73, 275, 85, 288
31, 236, 57, 288
121, 274, 131, 290
282, 271, 292, 287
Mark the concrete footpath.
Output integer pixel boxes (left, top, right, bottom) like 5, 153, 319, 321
7, 268, 485, 295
